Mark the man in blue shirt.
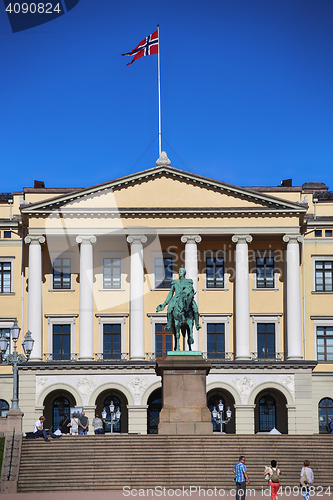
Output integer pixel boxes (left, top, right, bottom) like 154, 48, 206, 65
233, 456, 250, 500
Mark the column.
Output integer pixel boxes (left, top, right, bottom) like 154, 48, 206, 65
127, 235, 147, 360
24, 235, 45, 361
181, 235, 202, 351
127, 405, 148, 434
283, 234, 303, 360
232, 234, 252, 360
76, 235, 96, 361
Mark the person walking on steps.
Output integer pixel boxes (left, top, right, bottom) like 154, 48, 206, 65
264, 460, 281, 500
233, 456, 250, 500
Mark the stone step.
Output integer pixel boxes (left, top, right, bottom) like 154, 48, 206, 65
18, 435, 333, 492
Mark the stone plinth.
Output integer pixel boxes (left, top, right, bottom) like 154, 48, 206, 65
156, 354, 212, 435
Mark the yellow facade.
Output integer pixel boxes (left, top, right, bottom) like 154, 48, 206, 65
0, 160, 333, 435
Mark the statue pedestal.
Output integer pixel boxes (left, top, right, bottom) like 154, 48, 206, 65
156, 354, 212, 435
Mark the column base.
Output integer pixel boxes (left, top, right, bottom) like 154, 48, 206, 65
235, 356, 252, 360
287, 355, 303, 360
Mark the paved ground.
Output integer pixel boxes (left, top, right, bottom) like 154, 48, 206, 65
0, 489, 315, 500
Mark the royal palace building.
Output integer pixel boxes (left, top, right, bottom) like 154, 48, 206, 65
1, 153, 333, 435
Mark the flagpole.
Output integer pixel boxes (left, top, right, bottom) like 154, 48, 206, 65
157, 24, 161, 157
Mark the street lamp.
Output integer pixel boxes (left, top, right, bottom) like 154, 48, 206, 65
212, 400, 232, 433
101, 400, 121, 434
0, 320, 34, 411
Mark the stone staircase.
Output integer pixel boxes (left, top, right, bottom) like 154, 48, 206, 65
17, 435, 332, 492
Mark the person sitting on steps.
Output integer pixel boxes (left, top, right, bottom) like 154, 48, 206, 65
33, 416, 61, 442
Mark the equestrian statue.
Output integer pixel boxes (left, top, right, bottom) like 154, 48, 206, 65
156, 268, 201, 351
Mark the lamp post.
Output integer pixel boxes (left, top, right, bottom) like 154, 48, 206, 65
0, 320, 34, 411
101, 400, 121, 434
212, 400, 232, 434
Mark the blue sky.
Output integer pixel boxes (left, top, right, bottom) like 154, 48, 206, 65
0, 0, 332, 193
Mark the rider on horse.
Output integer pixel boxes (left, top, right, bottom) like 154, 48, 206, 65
156, 268, 201, 331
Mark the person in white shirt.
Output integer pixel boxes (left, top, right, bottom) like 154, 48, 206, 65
69, 413, 79, 435
33, 416, 60, 442
300, 460, 314, 500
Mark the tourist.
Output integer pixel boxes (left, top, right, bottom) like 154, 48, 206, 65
59, 414, 70, 434
33, 416, 60, 442
78, 410, 89, 435
264, 460, 281, 500
92, 413, 104, 434
300, 460, 314, 500
70, 412, 79, 435
233, 455, 250, 500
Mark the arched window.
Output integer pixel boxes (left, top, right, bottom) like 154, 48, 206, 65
147, 389, 162, 434
259, 395, 276, 432
0, 399, 9, 417
318, 398, 333, 434
52, 396, 70, 431
103, 395, 121, 433
208, 394, 226, 432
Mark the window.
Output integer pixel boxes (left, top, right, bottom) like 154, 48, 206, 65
53, 324, 70, 360
257, 324, 275, 359
315, 261, 333, 292
256, 257, 274, 288
4, 231, 11, 239
207, 323, 225, 359
53, 258, 71, 289
315, 230, 322, 237
103, 324, 121, 359
208, 394, 226, 432
325, 230, 333, 238
147, 389, 162, 434
0, 262, 11, 293
317, 326, 333, 361
155, 324, 173, 359
0, 328, 10, 361
259, 395, 276, 432
155, 257, 173, 288
103, 395, 121, 433
318, 398, 333, 434
205, 255, 224, 288
0, 399, 9, 417
53, 396, 70, 431
103, 258, 121, 289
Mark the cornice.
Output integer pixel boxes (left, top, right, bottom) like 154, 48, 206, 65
20, 166, 307, 214
22, 206, 306, 218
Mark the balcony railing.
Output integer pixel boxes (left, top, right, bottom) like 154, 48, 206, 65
251, 352, 285, 361
43, 353, 78, 362
94, 353, 129, 361
202, 352, 234, 361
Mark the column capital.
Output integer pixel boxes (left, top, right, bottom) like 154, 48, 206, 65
283, 234, 303, 244
232, 234, 253, 244
76, 235, 97, 245
126, 235, 147, 245
24, 235, 45, 245
181, 235, 202, 244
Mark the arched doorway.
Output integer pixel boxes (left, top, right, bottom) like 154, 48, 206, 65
255, 389, 288, 434
43, 390, 76, 430
318, 397, 333, 433
0, 399, 9, 416
95, 389, 128, 433
147, 389, 162, 434
207, 390, 235, 433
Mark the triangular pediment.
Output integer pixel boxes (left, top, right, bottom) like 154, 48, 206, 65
21, 166, 306, 216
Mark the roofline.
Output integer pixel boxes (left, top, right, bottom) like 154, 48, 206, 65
20, 165, 307, 213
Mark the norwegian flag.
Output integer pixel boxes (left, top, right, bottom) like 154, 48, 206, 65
122, 29, 158, 66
